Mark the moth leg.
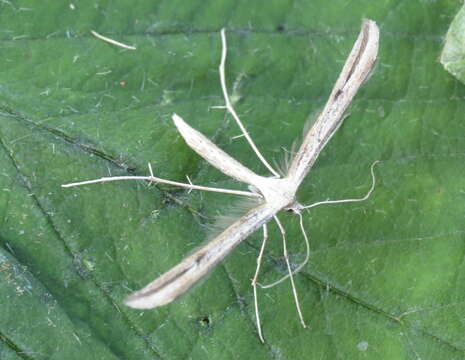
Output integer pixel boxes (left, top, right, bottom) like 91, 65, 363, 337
274, 215, 307, 328
251, 224, 269, 343
213, 29, 279, 178
258, 211, 310, 289
62, 162, 260, 198
302, 160, 379, 210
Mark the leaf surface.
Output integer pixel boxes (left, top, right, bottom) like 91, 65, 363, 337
1, 1, 464, 359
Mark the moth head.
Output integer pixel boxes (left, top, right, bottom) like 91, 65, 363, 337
284, 201, 303, 214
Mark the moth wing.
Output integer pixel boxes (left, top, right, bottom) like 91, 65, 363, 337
288, 20, 379, 186
172, 113, 263, 187
124, 202, 279, 309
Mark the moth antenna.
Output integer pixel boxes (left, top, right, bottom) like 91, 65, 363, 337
302, 160, 379, 210
260, 161, 379, 289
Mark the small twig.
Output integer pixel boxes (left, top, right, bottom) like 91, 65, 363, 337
90, 30, 136, 50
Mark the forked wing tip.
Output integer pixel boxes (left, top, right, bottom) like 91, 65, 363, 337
362, 19, 379, 38
124, 291, 167, 310
123, 293, 153, 310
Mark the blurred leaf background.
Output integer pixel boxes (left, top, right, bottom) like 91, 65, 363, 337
1, 1, 465, 359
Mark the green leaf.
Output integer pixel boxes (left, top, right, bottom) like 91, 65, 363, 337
441, 3, 465, 83
1, 1, 465, 359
